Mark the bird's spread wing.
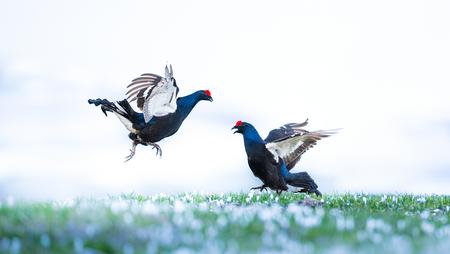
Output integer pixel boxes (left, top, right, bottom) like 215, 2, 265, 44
125, 65, 179, 123
264, 120, 337, 169
264, 119, 310, 143
142, 78, 178, 122
126, 73, 162, 109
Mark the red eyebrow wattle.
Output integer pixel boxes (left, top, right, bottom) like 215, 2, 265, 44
235, 120, 243, 126
204, 90, 211, 97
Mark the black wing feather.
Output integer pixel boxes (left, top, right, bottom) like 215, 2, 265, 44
126, 73, 162, 110
264, 119, 309, 143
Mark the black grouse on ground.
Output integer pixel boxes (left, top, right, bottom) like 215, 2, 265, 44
232, 119, 337, 195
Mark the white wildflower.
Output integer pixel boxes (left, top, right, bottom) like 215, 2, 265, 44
397, 220, 406, 230
421, 221, 435, 234
74, 237, 84, 253
123, 212, 134, 224
6, 196, 14, 206
417, 197, 426, 203
40, 234, 50, 248
173, 200, 186, 213
420, 210, 430, 219
142, 202, 159, 216
110, 200, 129, 213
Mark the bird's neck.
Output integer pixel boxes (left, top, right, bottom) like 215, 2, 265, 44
242, 127, 265, 154
176, 92, 201, 118
279, 160, 290, 178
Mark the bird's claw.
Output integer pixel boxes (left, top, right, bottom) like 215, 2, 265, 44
123, 141, 162, 160
124, 142, 138, 162
150, 143, 162, 157
250, 185, 267, 192
124, 151, 135, 162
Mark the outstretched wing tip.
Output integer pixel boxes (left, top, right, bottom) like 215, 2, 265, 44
265, 121, 339, 169
312, 128, 341, 137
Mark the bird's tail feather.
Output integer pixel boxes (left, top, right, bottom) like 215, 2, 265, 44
288, 172, 322, 196
88, 98, 141, 133
116, 100, 139, 119
88, 98, 127, 117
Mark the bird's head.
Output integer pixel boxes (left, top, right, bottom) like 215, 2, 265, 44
198, 89, 213, 102
231, 120, 249, 134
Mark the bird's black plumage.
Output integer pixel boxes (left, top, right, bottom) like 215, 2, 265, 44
265, 119, 309, 143
233, 120, 334, 195
88, 65, 212, 161
279, 160, 322, 196
244, 135, 288, 192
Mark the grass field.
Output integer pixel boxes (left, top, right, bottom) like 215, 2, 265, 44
0, 192, 449, 253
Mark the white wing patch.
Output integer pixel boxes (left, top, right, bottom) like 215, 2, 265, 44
143, 79, 178, 122
125, 64, 179, 123
265, 135, 306, 163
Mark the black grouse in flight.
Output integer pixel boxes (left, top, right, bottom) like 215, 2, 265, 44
89, 64, 213, 161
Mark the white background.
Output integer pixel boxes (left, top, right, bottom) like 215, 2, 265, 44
1, 0, 449, 200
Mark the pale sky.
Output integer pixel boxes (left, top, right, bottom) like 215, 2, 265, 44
1, 0, 449, 200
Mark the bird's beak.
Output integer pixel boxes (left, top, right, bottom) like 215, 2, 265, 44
231, 126, 238, 134
208, 96, 213, 102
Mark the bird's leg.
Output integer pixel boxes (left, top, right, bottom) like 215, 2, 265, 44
250, 185, 267, 192
146, 142, 162, 157
124, 140, 139, 162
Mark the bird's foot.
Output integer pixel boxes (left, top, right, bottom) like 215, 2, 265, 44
148, 143, 162, 157
250, 185, 267, 192
124, 141, 138, 162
